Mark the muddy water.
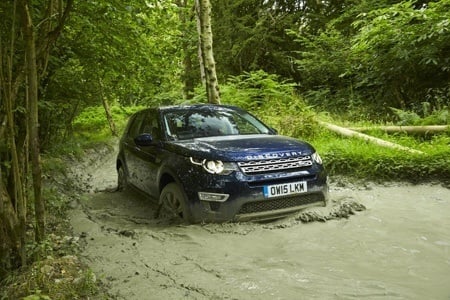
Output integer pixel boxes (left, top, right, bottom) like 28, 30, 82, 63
70, 150, 450, 299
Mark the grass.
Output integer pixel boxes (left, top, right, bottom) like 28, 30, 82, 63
2, 256, 98, 300
312, 131, 450, 183
248, 100, 450, 184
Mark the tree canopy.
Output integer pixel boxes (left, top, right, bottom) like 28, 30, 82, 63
211, 0, 450, 116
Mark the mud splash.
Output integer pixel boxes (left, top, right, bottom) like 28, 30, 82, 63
69, 147, 450, 299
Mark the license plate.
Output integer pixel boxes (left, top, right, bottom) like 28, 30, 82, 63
263, 181, 307, 198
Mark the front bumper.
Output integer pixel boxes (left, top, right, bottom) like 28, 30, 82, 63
234, 191, 328, 222
181, 168, 328, 223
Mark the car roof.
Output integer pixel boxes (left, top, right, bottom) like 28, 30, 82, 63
156, 104, 243, 113
131, 104, 248, 119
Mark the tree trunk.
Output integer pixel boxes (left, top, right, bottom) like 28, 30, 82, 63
99, 78, 118, 137
20, 0, 45, 243
102, 97, 118, 137
348, 125, 449, 134
0, 1, 26, 268
0, 179, 21, 268
3, 60, 27, 267
318, 121, 424, 154
1, 0, 73, 272
177, 0, 195, 100
195, 0, 220, 104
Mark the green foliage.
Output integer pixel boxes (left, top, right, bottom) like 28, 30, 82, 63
35, 0, 189, 149
257, 100, 320, 141
72, 106, 110, 132
44, 105, 143, 156
195, 70, 322, 139
390, 108, 422, 125
312, 128, 450, 183
1, 257, 98, 300
221, 70, 296, 110
292, 28, 367, 117
293, 0, 450, 118
294, 29, 351, 90
391, 105, 449, 125
73, 105, 142, 136
351, 0, 450, 107
62, 0, 184, 105
41, 186, 71, 218
23, 290, 51, 300
211, 0, 351, 80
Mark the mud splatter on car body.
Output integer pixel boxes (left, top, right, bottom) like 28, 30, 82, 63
116, 104, 328, 223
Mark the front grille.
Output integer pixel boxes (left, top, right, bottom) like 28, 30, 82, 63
247, 175, 316, 188
237, 156, 312, 175
238, 193, 324, 215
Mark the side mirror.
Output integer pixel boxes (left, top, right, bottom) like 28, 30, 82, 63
134, 133, 153, 147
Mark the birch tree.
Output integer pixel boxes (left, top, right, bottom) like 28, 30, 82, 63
195, 0, 220, 104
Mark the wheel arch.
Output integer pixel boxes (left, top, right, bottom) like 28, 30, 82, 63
116, 151, 126, 171
158, 166, 185, 198
159, 172, 176, 195
116, 158, 122, 170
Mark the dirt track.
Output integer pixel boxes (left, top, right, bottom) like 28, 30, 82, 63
70, 147, 450, 299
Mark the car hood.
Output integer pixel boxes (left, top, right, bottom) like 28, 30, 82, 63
167, 134, 315, 161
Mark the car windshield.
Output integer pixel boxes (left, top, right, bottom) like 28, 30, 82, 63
163, 108, 271, 140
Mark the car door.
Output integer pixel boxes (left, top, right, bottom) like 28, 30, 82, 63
132, 110, 163, 198
122, 112, 146, 188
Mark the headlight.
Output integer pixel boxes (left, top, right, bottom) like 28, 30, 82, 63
190, 157, 236, 175
311, 152, 323, 165
204, 160, 224, 174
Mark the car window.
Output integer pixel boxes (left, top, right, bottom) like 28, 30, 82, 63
163, 109, 270, 140
140, 111, 161, 140
127, 113, 145, 139
233, 112, 267, 135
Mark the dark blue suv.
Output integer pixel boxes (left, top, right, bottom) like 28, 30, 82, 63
117, 104, 328, 223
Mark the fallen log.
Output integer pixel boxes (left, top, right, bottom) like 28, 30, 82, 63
348, 125, 448, 134
318, 121, 424, 154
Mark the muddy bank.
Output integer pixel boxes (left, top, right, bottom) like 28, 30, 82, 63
69, 148, 450, 299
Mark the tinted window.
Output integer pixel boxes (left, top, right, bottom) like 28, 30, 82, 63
163, 109, 270, 140
127, 113, 145, 138
141, 111, 162, 140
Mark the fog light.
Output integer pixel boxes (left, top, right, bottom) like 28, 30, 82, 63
198, 192, 229, 202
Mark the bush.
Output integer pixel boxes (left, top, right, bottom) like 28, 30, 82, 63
391, 105, 449, 126
218, 70, 321, 140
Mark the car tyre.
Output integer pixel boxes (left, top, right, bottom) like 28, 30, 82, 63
117, 165, 128, 191
159, 183, 191, 222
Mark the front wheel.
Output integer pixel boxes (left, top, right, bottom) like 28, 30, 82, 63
159, 183, 191, 222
